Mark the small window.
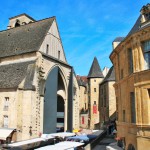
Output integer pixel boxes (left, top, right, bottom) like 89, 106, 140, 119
94, 80, 96, 82
85, 103, 86, 110
46, 44, 49, 54
15, 19, 20, 27
123, 110, 125, 122
3, 115, 8, 128
130, 92, 136, 123
94, 88, 96, 92
120, 69, 123, 79
94, 101, 96, 105
128, 48, 133, 74
4, 97, 9, 111
58, 50, 60, 59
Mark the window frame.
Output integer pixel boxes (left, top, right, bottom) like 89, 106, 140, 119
142, 40, 150, 70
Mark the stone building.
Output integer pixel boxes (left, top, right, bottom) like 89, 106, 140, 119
76, 76, 88, 128
0, 13, 79, 141
99, 66, 116, 127
87, 57, 104, 129
110, 4, 150, 150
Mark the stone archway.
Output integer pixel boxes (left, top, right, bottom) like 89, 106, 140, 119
127, 144, 135, 150
57, 95, 65, 132
43, 66, 67, 133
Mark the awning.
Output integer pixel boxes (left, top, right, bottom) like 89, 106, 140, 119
0, 128, 15, 140
35, 141, 84, 150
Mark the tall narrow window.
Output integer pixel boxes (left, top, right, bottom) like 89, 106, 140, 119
120, 69, 123, 79
143, 40, 150, 69
85, 103, 86, 110
128, 48, 133, 74
46, 44, 49, 55
3, 115, 8, 128
130, 92, 136, 123
4, 97, 9, 111
58, 50, 60, 59
123, 110, 125, 122
94, 88, 96, 92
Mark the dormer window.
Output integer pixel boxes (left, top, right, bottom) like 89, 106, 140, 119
141, 4, 150, 23
145, 13, 150, 20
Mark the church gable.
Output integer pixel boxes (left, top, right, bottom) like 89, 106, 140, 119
39, 19, 67, 63
0, 16, 54, 58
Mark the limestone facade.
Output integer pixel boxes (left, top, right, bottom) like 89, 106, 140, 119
99, 67, 116, 127
0, 14, 79, 141
88, 78, 103, 129
76, 76, 88, 128
77, 57, 106, 129
110, 4, 150, 150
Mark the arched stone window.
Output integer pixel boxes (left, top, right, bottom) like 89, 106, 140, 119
15, 19, 20, 27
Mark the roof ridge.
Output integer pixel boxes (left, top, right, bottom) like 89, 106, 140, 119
0, 16, 56, 33
9, 13, 36, 21
100, 66, 115, 84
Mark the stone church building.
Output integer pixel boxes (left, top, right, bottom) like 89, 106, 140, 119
0, 14, 79, 141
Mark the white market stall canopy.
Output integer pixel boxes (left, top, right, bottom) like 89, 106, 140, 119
0, 128, 15, 140
42, 132, 75, 138
35, 141, 84, 150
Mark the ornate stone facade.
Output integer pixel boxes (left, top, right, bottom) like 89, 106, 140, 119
110, 4, 150, 150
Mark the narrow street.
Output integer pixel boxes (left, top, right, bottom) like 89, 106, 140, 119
92, 135, 117, 150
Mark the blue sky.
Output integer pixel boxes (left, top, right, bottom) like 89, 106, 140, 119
0, 0, 149, 75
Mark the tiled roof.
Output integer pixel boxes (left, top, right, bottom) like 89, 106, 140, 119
88, 57, 104, 78
76, 75, 87, 87
100, 66, 115, 85
0, 17, 54, 58
0, 60, 36, 89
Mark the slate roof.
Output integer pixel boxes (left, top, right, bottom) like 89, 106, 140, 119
127, 15, 142, 36
88, 57, 104, 78
0, 60, 36, 89
0, 17, 55, 58
100, 66, 115, 85
127, 15, 150, 37
113, 37, 124, 42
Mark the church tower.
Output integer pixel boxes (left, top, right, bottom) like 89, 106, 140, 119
87, 57, 104, 129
